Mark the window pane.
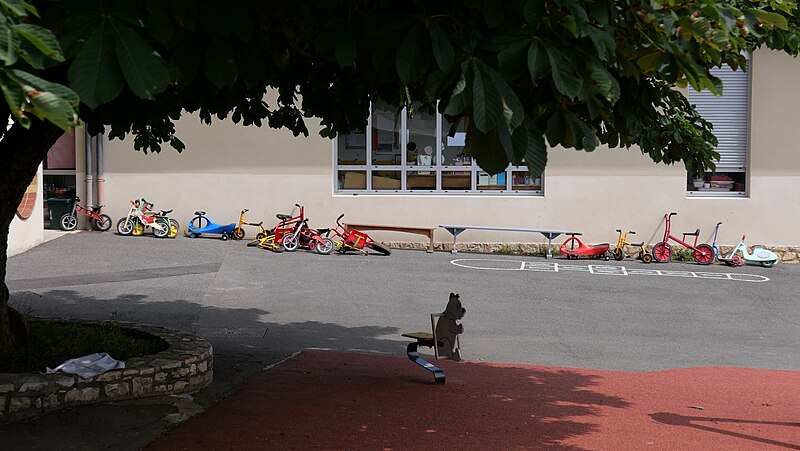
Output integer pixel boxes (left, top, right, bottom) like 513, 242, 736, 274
441, 119, 470, 166
372, 171, 401, 190
338, 171, 366, 190
442, 171, 472, 190
407, 105, 436, 166
476, 171, 507, 190
511, 170, 541, 190
407, 171, 436, 190
687, 172, 746, 194
371, 100, 401, 165
337, 131, 366, 165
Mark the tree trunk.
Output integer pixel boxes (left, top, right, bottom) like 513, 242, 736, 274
0, 121, 63, 352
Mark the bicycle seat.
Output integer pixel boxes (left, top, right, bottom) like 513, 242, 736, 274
630, 242, 644, 247
683, 229, 700, 237
276, 214, 291, 220
317, 228, 330, 234
194, 211, 206, 216
159, 209, 173, 215
257, 221, 263, 226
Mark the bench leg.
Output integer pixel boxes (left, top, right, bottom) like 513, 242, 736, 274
406, 342, 445, 384
427, 231, 434, 253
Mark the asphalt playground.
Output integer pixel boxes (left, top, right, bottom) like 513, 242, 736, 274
2, 230, 799, 449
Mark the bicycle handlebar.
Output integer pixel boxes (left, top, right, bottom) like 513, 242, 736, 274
669, 212, 677, 217
337, 213, 344, 221
615, 229, 621, 232
717, 221, 723, 226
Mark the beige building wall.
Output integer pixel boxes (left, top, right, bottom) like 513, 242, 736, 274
8, 166, 44, 257
98, 48, 799, 249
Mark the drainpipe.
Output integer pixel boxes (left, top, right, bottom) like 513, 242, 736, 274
84, 129, 94, 223
96, 133, 105, 211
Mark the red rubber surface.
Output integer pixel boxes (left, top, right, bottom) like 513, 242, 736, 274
148, 350, 800, 450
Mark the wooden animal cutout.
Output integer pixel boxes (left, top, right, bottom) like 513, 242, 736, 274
435, 293, 465, 360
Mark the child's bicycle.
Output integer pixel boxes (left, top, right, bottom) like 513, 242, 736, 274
612, 229, 653, 263
327, 214, 392, 256
281, 218, 334, 254
59, 196, 112, 231
232, 209, 269, 240
652, 212, 714, 264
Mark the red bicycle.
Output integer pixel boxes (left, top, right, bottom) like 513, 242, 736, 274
59, 196, 112, 231
281, 218, 334, 254
327, 214, 391, 256
652, 212, 714, 264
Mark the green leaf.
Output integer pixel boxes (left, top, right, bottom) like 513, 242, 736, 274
11, 69, 79, 106
512, 120, 547, 177
545, 46, 583, 99
68, 24, 125, 108
751, 10, 789, 30
396, 22, 428, 84
498, 38, 529, 80
24, 89, 76, 130
527, 42, 549, 83
472, 63, 502, 133
335, 35, 357, 68
0, 17, 20, 66
0, 71, 26, 123
443, 68, 471, 116
636, 51, 662, 73
465, 127, 509, 175
489, 70, 524, 130
429, 22, 454, 71
0, 0, 26, 17
11, 23, 64, 61
110, 23, 169, 100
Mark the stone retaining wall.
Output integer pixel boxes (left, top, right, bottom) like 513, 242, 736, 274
386, 241, 800, 263
0, 321, 213, 422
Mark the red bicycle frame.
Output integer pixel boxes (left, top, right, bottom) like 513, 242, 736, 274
272, 204, 305, 243
652, 212, 714, 264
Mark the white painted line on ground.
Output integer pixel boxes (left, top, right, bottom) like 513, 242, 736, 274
450, 259, 770, 283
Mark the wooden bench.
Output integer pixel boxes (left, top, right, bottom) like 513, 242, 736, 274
344, 223, 435, 253
438, 224, 579, 259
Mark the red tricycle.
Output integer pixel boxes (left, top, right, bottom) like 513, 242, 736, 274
327, 214, 392, 256
652, 212, 714, 265
281, 217, 334, 254
559, 233, 610, 260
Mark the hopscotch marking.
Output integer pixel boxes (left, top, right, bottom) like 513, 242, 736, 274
449, 259, 769, 283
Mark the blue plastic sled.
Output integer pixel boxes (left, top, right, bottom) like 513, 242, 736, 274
187, 211, 236, 240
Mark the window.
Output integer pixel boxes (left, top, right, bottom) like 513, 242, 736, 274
687, 64, 749, 196
335, 102, 542, 195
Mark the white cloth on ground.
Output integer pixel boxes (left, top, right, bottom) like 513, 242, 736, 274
44, 352, 125, 378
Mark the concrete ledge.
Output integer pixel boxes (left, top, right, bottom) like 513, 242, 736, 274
0, 320, 213, 422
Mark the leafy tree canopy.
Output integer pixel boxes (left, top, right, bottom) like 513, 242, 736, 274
2, 0, 799, 176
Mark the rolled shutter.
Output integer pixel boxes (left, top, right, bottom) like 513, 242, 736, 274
688, 66, 749, 171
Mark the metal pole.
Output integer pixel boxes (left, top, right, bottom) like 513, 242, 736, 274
84, 129, 94, 221
96, 133, 105, 212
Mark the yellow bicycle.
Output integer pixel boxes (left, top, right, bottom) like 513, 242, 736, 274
232, 209, 269, 240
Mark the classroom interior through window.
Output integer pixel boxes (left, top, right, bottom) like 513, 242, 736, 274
687, 171, 746, 194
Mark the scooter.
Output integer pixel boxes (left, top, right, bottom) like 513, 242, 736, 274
724, 234, 779, 268
559, 233, 610, 260
187, 211, 237, 240
709, 222, 741, 266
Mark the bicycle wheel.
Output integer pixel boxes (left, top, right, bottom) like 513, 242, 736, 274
117, 218, 134, 236
693, 244, 714, 265
652, 242, 670, 263
60, 214, 77, 231
92, 214, 112, 231
641, 252, 653, 264
232, 227, 245, 240
612, 248, 624, 261
168, 218, 180, 238
315, 237, 334, 255
367, 242, 391, 256
153, 218, 171, 238
132, 221, 144, 236
256, 232, 266, 240
282, 234, 299, 252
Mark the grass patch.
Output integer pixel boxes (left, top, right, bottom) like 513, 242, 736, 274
671, 247, 696, 262
495, 244, 520, 255
0, 320, 167, 373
